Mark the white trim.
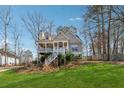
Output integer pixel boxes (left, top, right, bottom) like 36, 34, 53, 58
68, 30, 82, 44
60, 31, 69, 40
54, 31, 69, 41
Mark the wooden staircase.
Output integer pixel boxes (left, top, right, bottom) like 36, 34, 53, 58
42, 53, 58, 72
45, 53, 58, 65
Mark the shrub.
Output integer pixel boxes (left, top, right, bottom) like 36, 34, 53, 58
58, 53, 65, 65
73, 54, 82, 60
78, 54, 82, 58
32, 60, 40, 65
40, 56, 45, 64
65, 51, 74, 61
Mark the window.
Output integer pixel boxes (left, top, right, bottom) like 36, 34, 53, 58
59, 42, 63, 48
54, 43, 57, 47
71, 45, 79, 52
46, 35, 49, 40
64, 42, 67, 47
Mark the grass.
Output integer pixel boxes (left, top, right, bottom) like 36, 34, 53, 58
1, 63, 124, 88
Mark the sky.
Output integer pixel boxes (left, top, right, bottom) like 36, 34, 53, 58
0, 5, 86, 57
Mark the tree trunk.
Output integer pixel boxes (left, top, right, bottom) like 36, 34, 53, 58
88, 31, 95, 55
97, 12, 101, 56
107, 6, 112, 61
4, 24, 7, 66
101, 6, 106, 60
15, 44, 17, 65
115, 29, 120, 54
36, 46, 40, 66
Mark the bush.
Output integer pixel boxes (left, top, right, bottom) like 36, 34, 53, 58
32, 60, 40, 65
65, 51, 74, 61
78, 54, 82, 58
32, 57, 44, 67
33, 53, 52, 66
40, 56, 45, 64
73, 54, 82, 61
58, 52, 75, 65
58, 53, 65, 65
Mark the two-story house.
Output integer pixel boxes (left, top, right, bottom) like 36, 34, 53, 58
38, 28, 82, 64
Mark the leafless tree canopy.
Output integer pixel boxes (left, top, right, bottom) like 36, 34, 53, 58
0, 6, 12, 65
82, 5, 124, 60
21, 12, 54, 63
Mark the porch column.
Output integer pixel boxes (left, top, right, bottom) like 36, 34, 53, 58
53, 42, 54, 53
62, 42, 64, 48
45, 43, 47, 52
63, 42, 64, 53
52, 43, 54, 52
57, 42, 59, 54
67, 41, 69, 50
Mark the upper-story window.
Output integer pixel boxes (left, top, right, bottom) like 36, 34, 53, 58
39, 32, 45, 40
59, 42, 63, 48
54, 43, 57, 47
46, 35, 49, 40
64, 42, 67, 49
70, 45, 79, 52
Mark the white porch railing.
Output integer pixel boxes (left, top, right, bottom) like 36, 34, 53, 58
39, 47, 66, 53
38, 48, 53, 53
53, 48, 66, 54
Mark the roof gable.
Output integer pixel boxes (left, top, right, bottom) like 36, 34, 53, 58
62, 30, 82, 44
54, 32, 69, 41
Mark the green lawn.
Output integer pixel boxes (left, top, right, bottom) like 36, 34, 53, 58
1, 63, 124, 88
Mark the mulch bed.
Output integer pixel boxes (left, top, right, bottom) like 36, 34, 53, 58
14, 66, 42, 74
3, 60, 124, 74
109, 61, 124, 65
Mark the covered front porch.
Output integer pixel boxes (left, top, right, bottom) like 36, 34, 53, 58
38, 40, 69, 54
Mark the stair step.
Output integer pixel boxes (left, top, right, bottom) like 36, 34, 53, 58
45, 53, 58, 65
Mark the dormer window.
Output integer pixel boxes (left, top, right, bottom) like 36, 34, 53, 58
46, 35, 49, 40
41, 32, 45, 39
49, 36, 52, 41
39, 32, 45, 40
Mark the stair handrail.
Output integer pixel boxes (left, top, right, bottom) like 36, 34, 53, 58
45, 52, 58, 65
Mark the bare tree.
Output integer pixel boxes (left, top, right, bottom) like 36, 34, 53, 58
81, 25, 90, 60
82, 5, 124, 61
0, 6, 12, 65
87, 25, 96, 55
12, 23, 21, 65
97, 7, 101, 55
107, 6, 112, 60
18, 48, 25, 64
47, 21, 54, 36
21, 12, 48, 65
